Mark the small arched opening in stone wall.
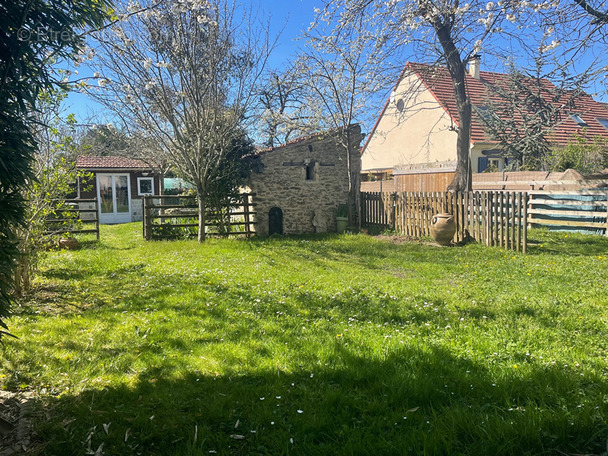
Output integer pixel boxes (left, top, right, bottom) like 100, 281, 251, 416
268, 207, 283, 235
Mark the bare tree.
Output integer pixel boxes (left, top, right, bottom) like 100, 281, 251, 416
276, 19, 391, 227
572, 0, 608, 25
89, 0, 275, 241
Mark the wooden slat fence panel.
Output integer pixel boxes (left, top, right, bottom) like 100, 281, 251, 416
527, 191, 608, 235
361, 191, 528, 252
143, 193, 257, 240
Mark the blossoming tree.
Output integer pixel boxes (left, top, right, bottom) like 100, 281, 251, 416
311, 0, 559, 191
90, 0, 275, 241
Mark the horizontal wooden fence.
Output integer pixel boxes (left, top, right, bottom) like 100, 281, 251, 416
361, 191, 528, 252
45, 198, 100, 240
143, 193, 256, 240
528, 190, 608, 234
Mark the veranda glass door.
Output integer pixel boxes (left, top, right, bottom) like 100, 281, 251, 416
97, 174, 131, 224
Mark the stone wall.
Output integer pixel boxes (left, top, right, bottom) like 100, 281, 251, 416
131, 198, 143, 222
249, 125, 363, 236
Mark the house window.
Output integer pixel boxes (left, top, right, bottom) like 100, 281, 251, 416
137, 177, 154, 195
305, 162, 315, 181
488, 158, 501, 170
569, 114, 587, 127
478, 157, 503, 172
598, 118, 608, 131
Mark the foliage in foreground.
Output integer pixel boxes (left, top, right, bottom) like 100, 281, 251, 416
0, 0, 112, 337
2, 225, 608, 455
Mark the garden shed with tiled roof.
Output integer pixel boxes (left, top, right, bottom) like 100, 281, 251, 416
76, 156, 161, 224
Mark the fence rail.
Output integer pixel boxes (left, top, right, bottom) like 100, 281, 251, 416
361, 191, 528, 252
44, 198, 100, 240
527, 190, 608, 234
143, 193, 256, 240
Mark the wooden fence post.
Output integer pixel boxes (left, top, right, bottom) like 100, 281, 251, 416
516, 192, 522, 253
390, 193, 396, 230
243, 193, 251, 238
94, 198, 100, 241
522, 193, 528, 254
144, 196, 153, 241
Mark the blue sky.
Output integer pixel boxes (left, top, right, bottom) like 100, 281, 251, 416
66, 0, 321, 121
67, 1, 608, 125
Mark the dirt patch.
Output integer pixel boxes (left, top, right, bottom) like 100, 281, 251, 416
0, 391, 38, 455
14, 283, 100, 317
374, 234, 434, 246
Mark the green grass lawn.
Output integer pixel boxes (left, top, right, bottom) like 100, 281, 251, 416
2, 223, 608, 455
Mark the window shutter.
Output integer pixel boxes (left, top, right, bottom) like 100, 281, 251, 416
478, 157, 488, 172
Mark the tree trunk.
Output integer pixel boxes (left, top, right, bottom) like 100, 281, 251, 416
13, 256, 30, 298
197, 189, 206, 243
344, 127, 362, 228
448, 99, 473, 193
429, 16, 473, 193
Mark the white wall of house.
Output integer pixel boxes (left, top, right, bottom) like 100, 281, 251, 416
362, 73, 459, 172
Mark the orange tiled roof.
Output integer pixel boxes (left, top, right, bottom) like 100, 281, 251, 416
76, 155, 152, 169
406, 62, 608, 146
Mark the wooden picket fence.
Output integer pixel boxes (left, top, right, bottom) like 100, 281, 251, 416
143, 193, 256, 240
361, 191, 528, 252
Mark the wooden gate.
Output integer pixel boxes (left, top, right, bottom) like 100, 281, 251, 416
143, 193, 256, 240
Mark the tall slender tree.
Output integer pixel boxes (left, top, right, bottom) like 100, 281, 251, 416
291, 22, 387, 226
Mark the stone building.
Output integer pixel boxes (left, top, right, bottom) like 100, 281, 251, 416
249, 125, 363, 236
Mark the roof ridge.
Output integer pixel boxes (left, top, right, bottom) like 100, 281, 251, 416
255, 125, 360, 156
76, 155, 152, 169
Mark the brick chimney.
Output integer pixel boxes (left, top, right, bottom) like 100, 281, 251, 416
469, 54, 481, 79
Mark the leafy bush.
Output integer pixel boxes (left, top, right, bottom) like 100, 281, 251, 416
337, 204, 349, 218
549, 134, 608, 175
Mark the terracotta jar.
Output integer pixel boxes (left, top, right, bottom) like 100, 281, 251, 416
430, 213, 455, 246
58, 238, 79, 250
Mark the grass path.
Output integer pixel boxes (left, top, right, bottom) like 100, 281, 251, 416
2, 224, 608, 455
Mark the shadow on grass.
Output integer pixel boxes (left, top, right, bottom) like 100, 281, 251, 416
241, 233, 459, 276
32, 344, 607, 456
527, 229, 608, 257
246, 229, 608, 260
